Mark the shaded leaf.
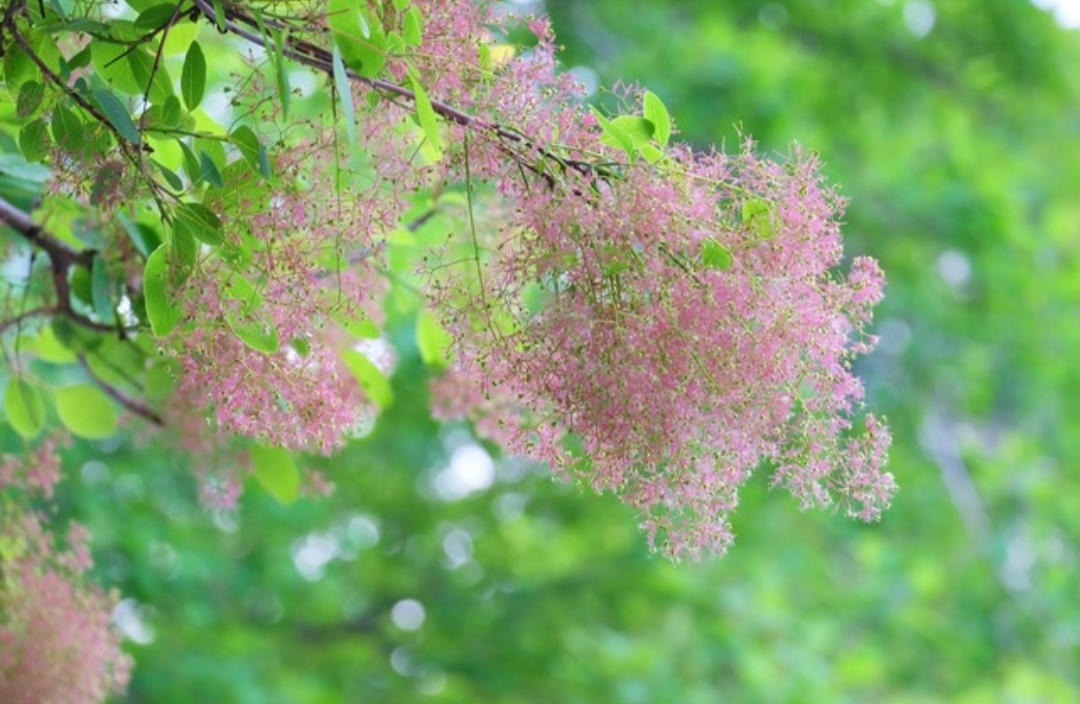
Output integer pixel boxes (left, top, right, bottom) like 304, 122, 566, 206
250, 444, 301, 505
93, 89, 141, 144
174, 202, 222, 246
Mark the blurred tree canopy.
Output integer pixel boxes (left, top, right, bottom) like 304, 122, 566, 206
5, 0, 1079, 701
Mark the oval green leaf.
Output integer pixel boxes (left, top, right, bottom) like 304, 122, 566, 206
416, 309, 452, 369
19, 118, 51, 163
181, 41, 206, 110
343, 349, 393, 410
93, 89, 141, 145
250, 444, 301, 505
5, 378, 48, 439
702, 238, 733, 271
144, 244, 184, 336
55, 384, 117, 439
643, 90, 671, 146
408, 70, 442, 159
174, 202, 223, 246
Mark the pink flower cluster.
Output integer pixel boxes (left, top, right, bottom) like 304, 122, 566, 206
423, 19, 894, 558
0, 439, 131, 702
166, 136, 388, 454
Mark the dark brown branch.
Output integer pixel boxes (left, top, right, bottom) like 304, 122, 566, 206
0, 196, 134, 336
0, 305, 58, 336
0, 196, 93, 271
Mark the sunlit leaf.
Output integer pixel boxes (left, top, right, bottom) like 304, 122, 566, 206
701, 238, 733, 270
4, 378, 47, 439
55, 384, 117, 439
181, 41, 206, 110
416, 309, 453, 369
250, 444, 301, 505
144, 244, 184, 336
343, 349, 394, 410
331, 46, 357, 144
643, 90, 671, 146
408, 70, 442, 159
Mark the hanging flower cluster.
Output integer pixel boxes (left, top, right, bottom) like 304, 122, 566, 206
0, 439, 131, 703
422, 17, 894, 559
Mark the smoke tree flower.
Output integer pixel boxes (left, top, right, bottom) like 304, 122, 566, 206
2, 0, 892, 568
0, 439, 132, 703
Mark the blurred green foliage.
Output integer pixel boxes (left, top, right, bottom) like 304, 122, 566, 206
19, 0, 1080, 701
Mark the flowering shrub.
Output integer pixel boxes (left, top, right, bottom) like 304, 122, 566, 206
0, 0, 892, 696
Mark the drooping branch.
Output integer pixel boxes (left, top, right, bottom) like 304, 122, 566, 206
0, 195, 126, 336
187, 0, 607, 190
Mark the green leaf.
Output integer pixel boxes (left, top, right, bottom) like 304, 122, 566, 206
331, 46, 357, 145
252, 13, 292, 119
416, 309, 452, 369
159, 95, 184, 129
27, 326, 77, 364
642, 90, 671, 146
328, 0, 364, 67
403, 6, 423, 46
181, 41, 206, 110
4, 378, 47, 439
741, 198, 776, 238
250, 444, 301, 505
701, 238, 733, 270
230, 125, 271, 177
609, 115, 654, 147
343, 349, 394, 410
328, 0, 386, 77
332, 310, 380, 339
590, 106, 635, 158
55, 384, 117, 439
408, 70, 442, 159
198, 150, 223, 187
134, 3, 177, 31
118, 214, 162, 258
19, 119, 51, 163
93, 89, 141, 145
221, 274, 279, 353
155, 160, 184, 191
145, 358, 178, 401
638, 144, 664, 164
144, 243, 184, 336
179, 140, 203, 185
91, 38, 142, 95
51, 104, 85, 152
16, 81, 45, 119
91, 255, 115, 323
174, 202, 222, 246
126, 49, 174, 103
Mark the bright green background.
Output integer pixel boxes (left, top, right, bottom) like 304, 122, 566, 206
16, 0, 1080, 701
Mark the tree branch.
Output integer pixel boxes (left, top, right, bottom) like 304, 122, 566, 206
0, 195, 130, 335
188, 0, 605, 190
77, 354, 165, 426
0, 196, 93, 271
